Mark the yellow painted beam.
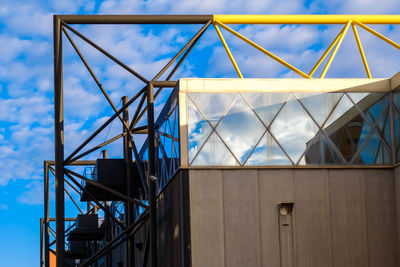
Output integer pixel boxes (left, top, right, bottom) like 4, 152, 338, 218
213, 15, 400, 25
354, 21, 400, 50
309, 26, 344, 77
351, 24, 371, 78
214, 24, 243, 78
215, 21, 310, 78
320, 21, 352, 78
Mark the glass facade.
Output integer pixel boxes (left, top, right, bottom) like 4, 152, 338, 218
139, 84, 400, 189
186, 90, 399, 166
139, 88, 180, 190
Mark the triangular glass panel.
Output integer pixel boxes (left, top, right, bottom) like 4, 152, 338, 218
377, 108, 391, 146
269, 94, 319, 164
360, 94, 388, 125
245, 131, 292, 166
191, 132, 238, 166
297, 154, 306, 165
216, 95, 266, 164
323, 94, 354, 130
375, 142, 392, 165
347, 92, 369, 104
187, 93, 237, 126
304, 131, 345, 165
172, 140, 180, 159
295, 92, 342, 127
241, 92, 289, 127
357, 129, 386, 165
187, 96, 213, 163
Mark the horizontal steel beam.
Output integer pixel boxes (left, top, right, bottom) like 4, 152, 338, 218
213, 14, 400, 24
57, 14, 400, 25
58, 15, 213, 24
45, 160, 96, 166
151, 81, 178, 87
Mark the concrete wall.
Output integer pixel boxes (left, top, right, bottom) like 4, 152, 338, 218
189, 168, 399, 267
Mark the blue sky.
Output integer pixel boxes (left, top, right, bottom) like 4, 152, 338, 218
0, 0, 400, 266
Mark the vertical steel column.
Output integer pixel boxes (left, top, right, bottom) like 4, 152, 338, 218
389, 92, 396, 163
53, 15, 65, 267
102, 149, 113, 267
44, 162, 50, 267
40, 218, 44, 267
123, 96, 135, 267
147, 83, 158, 267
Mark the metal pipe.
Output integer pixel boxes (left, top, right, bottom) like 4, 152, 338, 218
123, 96, 134, 267
59, 14, 213, 24
53, 15, 65, 267
64, 172, 126, 229
64, 168, 147, 208
62, 23, 148, 83
68, 132, 126, 163
213, 14, 400, 24
215, 21, 310, 78
147, 82, 158, 267
351, 23, 371, 78
389, 92, 396, 163
80, 212, 149, 267
152, 20, 211, 81
320, 21, 351, 78
40, 218, 43, 267
214, 24, 243, 78
64, 87, 145, 164
44, 162, 50, 267
64, 187, 83, 214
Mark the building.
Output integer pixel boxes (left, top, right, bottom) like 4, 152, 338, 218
41, 15, 400, 267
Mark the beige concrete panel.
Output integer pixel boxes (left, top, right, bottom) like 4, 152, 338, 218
258, 169, 294, 267
223, 170, 261, 267
179, 91, 188, 167
179, 78, 390, 93
395, 166, 400, 263
365, 169, 398, 267
189, 170, 225, 267
328, 170, 368, 267
293, 169, 333, 267
390, 71, 400, 90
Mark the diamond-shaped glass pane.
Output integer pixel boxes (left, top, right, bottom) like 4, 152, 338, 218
245, 132, 291, 166
304, 131, 345, 165
242, 92, 289, 127
270, 94, 319, 164
377, 108, 391, 146
323, 94, 354, 130
361, 94, 387, 125
191, 132, 238, 166
298, 154, 306, 165
295, 92, 342, 127
347, 92, 369, 104
216, 95, 266, 164
188, 93, 237, 126
357, 129, 386, 164
187, 97, 213, 163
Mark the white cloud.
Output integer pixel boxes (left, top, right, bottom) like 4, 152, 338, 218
0, 0, 399, 205
16, 181, 43, 205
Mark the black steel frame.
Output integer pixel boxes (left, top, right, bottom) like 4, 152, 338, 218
44, 14, 213, 267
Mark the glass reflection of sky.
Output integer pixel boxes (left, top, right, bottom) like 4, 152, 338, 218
185, 90, 395, 166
